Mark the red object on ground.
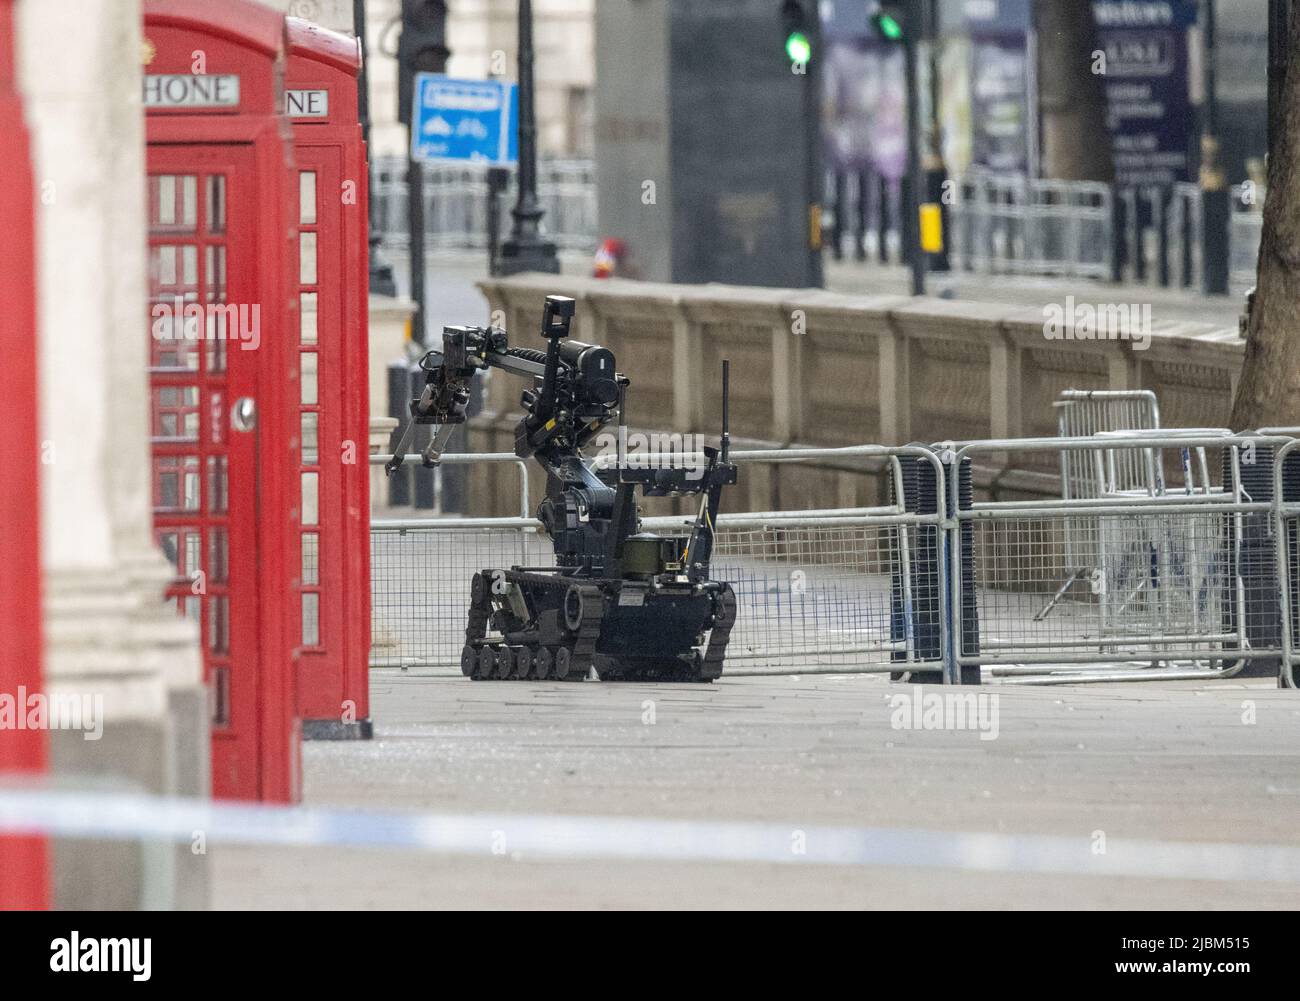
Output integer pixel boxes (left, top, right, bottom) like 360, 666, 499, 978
0, 0, 49, 909
593, 238, 626, 278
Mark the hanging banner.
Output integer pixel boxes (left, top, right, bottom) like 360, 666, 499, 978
965, 0, 1033, 174
1093, 0, 1197, 186
823, 41, 908, 181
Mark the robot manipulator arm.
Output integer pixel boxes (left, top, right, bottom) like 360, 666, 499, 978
384, 325, 500, 474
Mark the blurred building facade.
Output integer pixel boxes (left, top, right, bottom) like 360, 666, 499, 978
345, 0, 595, 160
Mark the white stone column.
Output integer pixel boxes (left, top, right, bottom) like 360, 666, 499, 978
21, 0, 208, 909
20, 0, 207, 831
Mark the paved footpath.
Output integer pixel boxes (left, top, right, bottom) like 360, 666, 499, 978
211, 671, 1300, 909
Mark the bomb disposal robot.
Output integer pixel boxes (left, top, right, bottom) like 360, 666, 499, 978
387, 295, 737, 682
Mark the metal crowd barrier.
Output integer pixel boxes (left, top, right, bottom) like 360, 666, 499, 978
1271, 436, 1300, 690
950, 433, 1296, 685
949, 169, 1112, 280
369, 446, 952, 679
369, 433, 1300, 687
371, 156, 597, 253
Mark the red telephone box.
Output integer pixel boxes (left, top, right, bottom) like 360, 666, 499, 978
0, 0, 48, 908
285, 19, 372, 740
143, 0, 301, 801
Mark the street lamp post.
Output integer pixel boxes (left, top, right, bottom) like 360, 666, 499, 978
498, 0, 560, 276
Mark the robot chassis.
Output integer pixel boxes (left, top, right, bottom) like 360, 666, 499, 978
387, 295, 737, 683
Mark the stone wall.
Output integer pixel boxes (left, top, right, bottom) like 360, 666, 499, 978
475, 274, 1244, 516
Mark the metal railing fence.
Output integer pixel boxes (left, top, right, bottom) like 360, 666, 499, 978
949, 434, 1296, 684
369, 433, 1300, 686
371, 156, 597, 253
369, 446, 952, 678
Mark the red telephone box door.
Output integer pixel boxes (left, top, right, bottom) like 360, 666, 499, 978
147, 145, 267, 799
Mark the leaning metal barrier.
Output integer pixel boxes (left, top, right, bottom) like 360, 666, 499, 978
369, 446, 953, 679
948, 434, 1297, 685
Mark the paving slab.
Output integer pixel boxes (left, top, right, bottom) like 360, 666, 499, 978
211, 671, 1300, 909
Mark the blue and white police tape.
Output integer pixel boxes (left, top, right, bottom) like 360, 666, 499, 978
1, 786, 1299, 883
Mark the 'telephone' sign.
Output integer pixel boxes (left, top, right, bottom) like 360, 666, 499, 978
143, 74, 240, 109
286, 89, 330, 119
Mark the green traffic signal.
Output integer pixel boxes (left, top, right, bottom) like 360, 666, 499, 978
785, 30, 812, 65
875, 14, 903, 41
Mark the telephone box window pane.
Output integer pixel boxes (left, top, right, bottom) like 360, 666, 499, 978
154, 455, 199, 512
300, 292, 318, 345
208, 596, 229, 654
301, 352, 318, 405
302, 593, 320, 647
206, 245, 227, 302
207, 333, 227, 375
209, 528, 228, 584
185, 532, 202, 577
184, 595, 201, 622
152, 386, 199, 441
207, 175, 227, 235
208, 456, 228, 514
155, 245, 176, 286
302, 533, 320, 586
209, 392, 224, 445
299, 231, 317, 285
211, 666, 230, 727
150, 175, 198, 232
152, 244, 198, 294
149, 336, 200, 372
301, 412, 319, 464
299, 171, 317, 226
301, 471, 319, 526
159, 531, 179, 572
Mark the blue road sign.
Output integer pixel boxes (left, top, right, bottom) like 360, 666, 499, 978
411, 74, 519, 167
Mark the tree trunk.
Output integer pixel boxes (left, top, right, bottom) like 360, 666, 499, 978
1035, 0, 1114, 182
1230, 4, 1300, 430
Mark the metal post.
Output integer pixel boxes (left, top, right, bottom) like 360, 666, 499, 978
1200, 0, 1229, 295
498, 0, 559, 275
355, 0, 397, 297
804, 10, 824, 288
1269, 0, 1291, 150
923, 0, 949, 272
387, 361, 412, 507
904, 0, 926, 295
486, 166, 509, 276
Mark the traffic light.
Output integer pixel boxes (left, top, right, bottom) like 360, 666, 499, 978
780, 1, 812, 67
870, 1, 908, 43
397, 0, 450, 127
